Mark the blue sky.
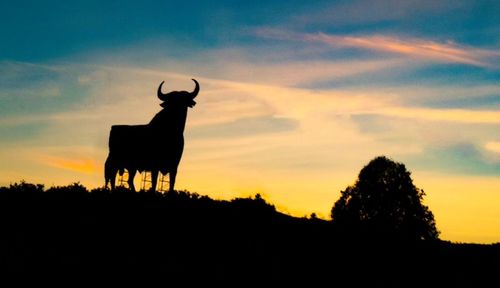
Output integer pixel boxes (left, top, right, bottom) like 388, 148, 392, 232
3, 1, 498, 60
1, 0, 500, 242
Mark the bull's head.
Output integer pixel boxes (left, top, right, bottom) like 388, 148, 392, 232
157, 79, 199, 108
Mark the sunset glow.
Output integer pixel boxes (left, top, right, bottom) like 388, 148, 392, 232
1, 0, 499, 243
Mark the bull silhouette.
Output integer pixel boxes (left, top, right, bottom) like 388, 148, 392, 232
104, 79, 199, 192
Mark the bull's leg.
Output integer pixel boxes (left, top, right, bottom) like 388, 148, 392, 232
104, 155, 116, 190
150, 170, 159, 193
128, 169, 137, 192
110, 173, 116, 190
169, 168, 177, 192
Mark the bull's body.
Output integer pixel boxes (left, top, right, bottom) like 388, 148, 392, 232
104, 79, 198, 192
107, 124, 183, 174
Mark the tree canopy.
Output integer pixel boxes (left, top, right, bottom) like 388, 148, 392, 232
331, 156, 439, 241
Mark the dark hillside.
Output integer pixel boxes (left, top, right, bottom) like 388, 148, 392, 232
1, 182, 499, 286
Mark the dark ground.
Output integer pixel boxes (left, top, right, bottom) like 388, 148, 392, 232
1, 182, 499, 287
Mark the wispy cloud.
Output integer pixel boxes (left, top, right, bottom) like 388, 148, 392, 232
190, 58, 403, 87
484, 141, 500, 162
255, 29, 500, 68
354, 84, 500, 107
485, 141, 500, 154
38, 154, 99, 174
371, 107, 500, 124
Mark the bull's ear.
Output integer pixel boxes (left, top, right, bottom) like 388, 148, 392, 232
160, 102, 168, 108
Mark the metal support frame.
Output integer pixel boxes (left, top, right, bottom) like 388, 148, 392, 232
116, 170, 129, 188
115, 169, 170, 192
139, 171, 170, 192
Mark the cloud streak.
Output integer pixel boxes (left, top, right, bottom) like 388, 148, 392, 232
485, 141, 500, 154
255, 29, 500, 68
38, 154, 99, 174
370, 107, 500, 124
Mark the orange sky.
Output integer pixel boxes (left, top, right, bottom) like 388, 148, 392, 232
1, 70, 499, 243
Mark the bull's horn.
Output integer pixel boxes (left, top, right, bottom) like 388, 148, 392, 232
157, 81, 168, 101
190, 79, 199, 98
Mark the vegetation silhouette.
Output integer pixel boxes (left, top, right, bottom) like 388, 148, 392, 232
104, 79, 199, 192
332, 156, 439, 241
2, 179, 499, 286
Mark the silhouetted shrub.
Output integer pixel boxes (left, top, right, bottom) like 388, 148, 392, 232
46, 182, 88, 199
1, 180, 499, 287
331, 156, 439, 241
2, 180, 44, 194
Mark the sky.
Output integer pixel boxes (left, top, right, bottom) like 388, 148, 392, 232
1, 0, 499, 243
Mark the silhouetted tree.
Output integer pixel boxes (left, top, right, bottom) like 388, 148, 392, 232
331, 156, 439, 241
